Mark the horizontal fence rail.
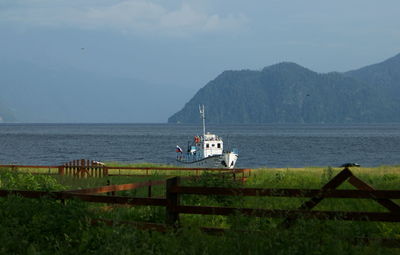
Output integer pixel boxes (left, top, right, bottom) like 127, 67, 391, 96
175, 206, 400, 222
0, 190, 167, 206
164, 169, 400, 225
171, 186, 400, 199
0, 161, 252, 179
66, 180, 167, 194
0, 164, 251, 172
1, 166, 399, 248
1, 167, 399, 234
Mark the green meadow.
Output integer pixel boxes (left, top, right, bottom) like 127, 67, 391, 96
0, 165, 399, 254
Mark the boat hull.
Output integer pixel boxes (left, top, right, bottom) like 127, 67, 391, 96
176, 152, 238, 169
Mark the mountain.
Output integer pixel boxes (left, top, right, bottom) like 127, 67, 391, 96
346, 53, 400, 91
0, 61, 193, 123
168, 55, 400, 124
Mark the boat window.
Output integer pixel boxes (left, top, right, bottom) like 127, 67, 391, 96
217, 143, 221, 148
212, 144, 215, 147
206, 144, 209, 148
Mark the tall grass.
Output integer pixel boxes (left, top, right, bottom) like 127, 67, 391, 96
0, 166, 399, 254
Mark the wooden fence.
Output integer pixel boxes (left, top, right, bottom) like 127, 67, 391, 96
0, 167, 399, 246
165, 168, 400, 226
0, 159, 252, 180
1, 167, 399, 223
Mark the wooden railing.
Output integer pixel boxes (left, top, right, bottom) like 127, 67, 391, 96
1, 167, 399, 223
0, 160, 252, 180
0, 167, 399, 247
165, 168, 400, 226
1, 165, 399, 247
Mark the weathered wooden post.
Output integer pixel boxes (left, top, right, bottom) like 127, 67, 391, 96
147, 180, 152, 198
58, 166, 64, 176
103, 166, 109, 177
166, 177, 180, 227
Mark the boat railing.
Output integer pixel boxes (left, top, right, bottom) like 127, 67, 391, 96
177, 152, 204, 162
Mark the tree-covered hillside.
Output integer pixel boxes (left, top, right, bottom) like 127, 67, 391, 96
169, 56, 400, 124
346, 53, 400, 92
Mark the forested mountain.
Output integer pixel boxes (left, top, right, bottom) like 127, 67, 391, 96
346, 53, 400, 91
169, 54, 400, 124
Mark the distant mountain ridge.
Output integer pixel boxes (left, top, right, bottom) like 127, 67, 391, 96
346, 53, 400, 90
168, 53, 400, 124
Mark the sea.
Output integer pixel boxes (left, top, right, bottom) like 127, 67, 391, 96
0, 123, 400, 168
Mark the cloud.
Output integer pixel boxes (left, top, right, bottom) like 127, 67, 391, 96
0, 0, 247, 36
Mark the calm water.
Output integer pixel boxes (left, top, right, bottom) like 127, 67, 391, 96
0, 123, 400, 168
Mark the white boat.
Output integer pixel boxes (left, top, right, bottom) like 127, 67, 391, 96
175, 105, 238, 169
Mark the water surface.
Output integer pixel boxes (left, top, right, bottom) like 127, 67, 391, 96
1, 123, 399, 168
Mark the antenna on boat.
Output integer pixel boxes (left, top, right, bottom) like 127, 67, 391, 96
199, 105, 206, 137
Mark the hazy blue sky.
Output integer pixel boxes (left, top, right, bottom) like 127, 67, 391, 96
1, 0, 400, 122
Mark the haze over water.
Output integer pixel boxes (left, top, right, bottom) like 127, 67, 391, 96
1, 123, 399, 168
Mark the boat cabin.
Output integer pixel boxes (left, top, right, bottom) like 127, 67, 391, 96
202, 132, 223, 157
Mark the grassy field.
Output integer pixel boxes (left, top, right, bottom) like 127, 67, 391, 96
0, 165, 399, 254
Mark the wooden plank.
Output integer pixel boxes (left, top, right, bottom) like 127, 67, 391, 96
176, 205, 400, 222
60, 193, 167, 206
0, 189, 167, 206
280, 168, 353, 227
1, 164, 251, 177
66, 179, 166, 194
171, 186, 400, 199
348, 175, 400, 213
297, 168, 353, 209
166, 177, 180, 226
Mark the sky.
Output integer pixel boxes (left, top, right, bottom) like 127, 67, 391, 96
1, 0, 400, 122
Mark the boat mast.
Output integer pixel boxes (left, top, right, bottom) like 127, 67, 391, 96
199, 105, 206, 137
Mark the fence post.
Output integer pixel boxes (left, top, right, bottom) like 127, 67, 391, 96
166, 177, 180, 227
147, 180, 152, 197
103, 167, 109, 177
58, 166, 64, 176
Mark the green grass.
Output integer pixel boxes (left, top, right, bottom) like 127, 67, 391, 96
0, 166, 400, 254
